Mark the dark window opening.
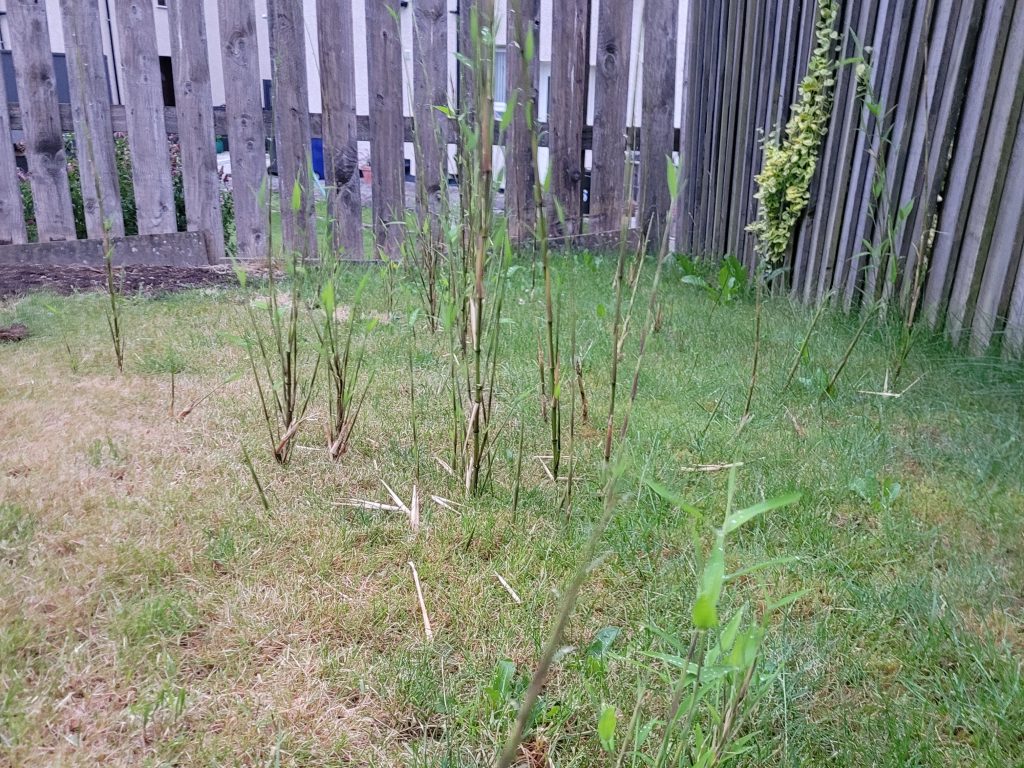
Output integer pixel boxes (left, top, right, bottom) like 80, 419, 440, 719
159, 55, 175, 108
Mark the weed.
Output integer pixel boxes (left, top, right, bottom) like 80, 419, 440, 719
849, 471, 902, 513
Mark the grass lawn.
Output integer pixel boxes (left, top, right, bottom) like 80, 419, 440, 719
1, 256, 1021, 766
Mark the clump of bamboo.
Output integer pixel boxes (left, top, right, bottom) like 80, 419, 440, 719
440, 1, 509, 496
317, 263, 373, 459
497, 157, 686, 768
235, 178, 320, 464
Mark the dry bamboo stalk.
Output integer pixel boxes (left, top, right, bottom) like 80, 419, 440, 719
495, 572, 522, 604
408, 561, 433, 640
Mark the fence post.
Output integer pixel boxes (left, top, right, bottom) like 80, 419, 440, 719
60, 0, 125, 240
168, 0, 225, 263
0, 56, 27, 246
7, 0, 76, 242
366, 0, 406, 259
549, 0, 591, 241
318, 0, 365, 260
268, 0, 316, 258
639, 0, 678, 249
217, 0, 268, 262
113, 0, 177, 235
505, 0, 540, 243
412, 0, 449, 229
589, 0, 635, 241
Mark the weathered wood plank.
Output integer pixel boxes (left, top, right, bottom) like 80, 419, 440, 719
697, 0, 727, 257
548, 0, 591, 240
896, 0, 981, 313
854, 0, 917, 308
169, 0, 224, 264
945, 1, 1024, 344
505, 0, 540, 242
268, 0, 316, 257
0, 231, 208, 267
880, 0, 949, 308
458, 0, 477, 120
728, 0, 761, 266
60, 0, 124, 239
412, 0, 449, 233
217, 0, 268, 262
868, 0, 933, 308
968, 96, 1024, 355
0, 47, 27, 246
366, 0, 406, 259
1003, 232, 1024, 359
691, 1, 715, 254
113, 0, 177, 235
3, 103, 580, 148
782, 0, 820, 286
710, 0, 743, 255
639, 0, 678, 249
743, 0, 781, 268
922, 0, 1013, 326
835, 0, 892, 308
7, 0, 76, 241
804, 0, 863, 302
679, 0, 706, 252
589, 0, 635, 237
318, 0, 364, 259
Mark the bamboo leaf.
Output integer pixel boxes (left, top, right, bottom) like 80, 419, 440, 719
722, 491, 801, 535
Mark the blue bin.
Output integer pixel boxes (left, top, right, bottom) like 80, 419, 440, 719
310, 138, 324, 180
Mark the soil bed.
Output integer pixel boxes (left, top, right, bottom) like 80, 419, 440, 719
0, 264, 235, 299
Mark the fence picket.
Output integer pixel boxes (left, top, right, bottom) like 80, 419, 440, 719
922, 0, 1014, 326
945, 2, 1024, 344
318, 0, 365, 260
412, 0, 449, 234
968, 102, 1024, 355
366, 0, 406, 259
60, 0, 124, 240
548, 0, 591, 240
217, 0, 268, 262
268, 0, 316, 258
7, 0, 77, 241
113, 0, 177, 235
639, 0, 678, 249
589, 0, 635, 239
169, 0, 225, 263
0, 41, 27, 246
505, 0, 540, 242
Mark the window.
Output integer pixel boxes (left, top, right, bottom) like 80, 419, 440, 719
156, 0, 167, 7
494, 47, 507, 110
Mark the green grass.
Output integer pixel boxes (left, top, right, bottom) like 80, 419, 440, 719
0, 256, 1021, 766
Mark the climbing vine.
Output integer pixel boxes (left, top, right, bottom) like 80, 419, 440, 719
749, 0, 842, 267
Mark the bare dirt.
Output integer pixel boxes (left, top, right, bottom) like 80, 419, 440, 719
0, 264, 236, 300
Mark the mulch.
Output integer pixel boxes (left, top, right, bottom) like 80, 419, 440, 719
0, 264, 237, 300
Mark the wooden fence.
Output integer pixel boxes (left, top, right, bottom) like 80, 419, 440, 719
679, 0, 1024, 359
3, 0, 1023, 358
1, 0, 684, 267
